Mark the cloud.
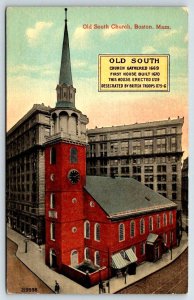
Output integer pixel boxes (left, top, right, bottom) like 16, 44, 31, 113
169, 46, 187, 58
26, 21, 53, 45
103, 28, 124, 37
142, 46, 157, 54
154, 29, 178, 41
8, 63, 57, 77
72, 27, 89, 49
72, 59, 87, 69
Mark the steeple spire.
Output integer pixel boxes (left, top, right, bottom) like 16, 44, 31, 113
56, 8, 76, 109
59, 8, 73, 85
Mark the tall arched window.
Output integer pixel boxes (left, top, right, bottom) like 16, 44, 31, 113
157, 215, 161, 228
84, 221, 90, 239
70, 147, 78, 163
163, 213, 167, 226
50, 222, 55, 241
94, 251, 100, 266
94, 223, 100, 241
169, 211, 173, 225
71, 250, 78, 266
50, 147, 56, 164
140, 242, 145, 255
50, 193, 55, 209
149, 216, 153, 231
140, 218, 145, 235
163, 233, 167, 244
130, 220, 135, 238
84, 247, 90, 260
131, 245, 136, 254
119, 223, 125, 241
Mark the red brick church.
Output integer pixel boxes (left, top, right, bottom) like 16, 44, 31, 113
45, 9, 179, 287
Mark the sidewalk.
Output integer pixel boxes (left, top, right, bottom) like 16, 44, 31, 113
7, 227, 188, 294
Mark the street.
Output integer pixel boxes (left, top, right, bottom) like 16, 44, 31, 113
117, 249, 188, 294
6, 238, 53, 294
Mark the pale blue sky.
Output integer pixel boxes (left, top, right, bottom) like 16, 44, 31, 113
7, 7, 188, 155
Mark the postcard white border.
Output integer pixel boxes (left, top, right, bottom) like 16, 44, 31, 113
1, 1, 193, 300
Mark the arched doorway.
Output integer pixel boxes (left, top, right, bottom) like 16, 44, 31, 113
71, 250, 78, 266
50, 249, 57, 268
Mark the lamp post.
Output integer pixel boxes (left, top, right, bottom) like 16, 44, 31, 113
124, 270, 127, 284
98, 267, 102, 294
24, 238, 29, 253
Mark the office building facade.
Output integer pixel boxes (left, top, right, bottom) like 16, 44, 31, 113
87, 118, 184, 209
6, 104, 51, 243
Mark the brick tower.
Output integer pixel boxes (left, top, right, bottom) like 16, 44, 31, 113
45, 8, 88, 270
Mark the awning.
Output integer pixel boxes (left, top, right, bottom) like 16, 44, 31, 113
125, 248, 137, 263
111, 253, 129, 269
146, 233, 159, 244
111, 248, 137, 269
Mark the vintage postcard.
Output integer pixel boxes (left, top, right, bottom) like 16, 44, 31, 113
6, 7, 188, 294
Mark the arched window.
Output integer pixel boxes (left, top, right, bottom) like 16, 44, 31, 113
140, 242, 145, 255
50, 193, 55, 209
94, 223, 100, 241
169, 211, 173, 225
50, 249, 57, 268
50, 222, 55, 241
94, 251, 100, 266
163, 233, 167, 244
71, 250, 78, 266
163, 213, 167, 226
131, 245, 136, 254
130, 220, 135, 238
119, 223, 125, 241
157, 215, 161, 228
149, 216, 153, 231
84, 221, 90, 239
140, 218, 145, 235
84, 247, 90, 260
70, 147, 78, 163
50, 147, 56, 164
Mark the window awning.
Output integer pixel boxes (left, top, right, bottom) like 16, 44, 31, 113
125, 248, 137, 263
111, 248, 137, 269
146, 233, 159, 244
111, 253, 129, 269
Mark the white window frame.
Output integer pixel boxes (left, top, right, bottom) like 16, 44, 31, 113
50, 193, 55, 209
119, 223, 125, 242
94, 223, 100, 241
130, 220, 135, 238
163, 213, 167, 226
50, 222, 55, 241
140, 242, 145, 255
131, 245, 136, 255
84, 220, 90, 239
94, 251, 100, 266
84, 247, 90, 260
149, 216, 153, 231
169, 212, 173, 225
157, 215, 161, 228
140, 218, 145, 235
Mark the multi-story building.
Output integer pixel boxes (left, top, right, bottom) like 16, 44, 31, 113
87, 119, 184, 209
6, 104, 51, 243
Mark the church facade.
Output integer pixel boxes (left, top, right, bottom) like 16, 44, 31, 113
44, 9, 179, 286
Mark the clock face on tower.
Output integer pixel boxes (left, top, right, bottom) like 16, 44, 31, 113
68, 169, 80, 184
